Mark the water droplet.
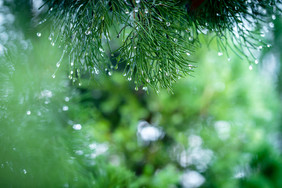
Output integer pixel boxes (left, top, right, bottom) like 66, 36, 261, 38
144, 9, 148, 14
62, 106, 69, 111
267, 44, 271, 48
128, 77, 132, 81
249, 65, 253, 70
218, 52, 223, 56
272, 14, 276, 20
146, 79, 150, 83
36, 32, 41, 37
188, 37, 193, 41
228, 58, 231, 62
26, 111, 31, 115
134, 8, 138, 13
166, 22, 170, 27
73, 124, 82, 130
255, 59, 259, 64
269, 22, 274, 28
123, 73, 127, 77
142, 86, 148, 91
48, 36, 52, 41
125, 9, 129, 14
51, 42, 55, 46
260, 32, 265, 37
52, 74, 56, 79
108, 71, 112, 76
78, 83, 82, 86
258, 46, 263, 50
65, 97, 70, 102
23, 169, 27, 174
186, 52, 191, 56
85, 30, 91, 35
216, 13, 221, 16
56, 63, 60, 68
70, 62, 74, 66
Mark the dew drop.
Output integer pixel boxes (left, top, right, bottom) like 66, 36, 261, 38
56, 63, 60, 68
128, 77, 132, 81
136, 0, 140, 3
125, 9, 129, 14
134, 8, 138, 13
65, 97, 70, 102
85, 30, 91, 35
73, 124, 82, 130
218, 52, 223, 56
52, 74, 56, 78
23, 169, 27, 174
36, 32, 41, 37
166, 22, 170, 27
228, 58, 231, 62
258, 46, 263, 50
145, 9, 148, 14
108, 71, 112, 76
70, 62, 74, 66
272, 14, 276, 20
142, 86, 148, 91
269, 22, 274, 28
255, 59, 259, 64
135, 86, 139, 91
249, 65, 253, 70
62, 106, 69, 111
26, 110, 31, 115
186, 52, 191, 56
51, 42, 55, 46
267, 44, 271, 48
78, 83, 82, 86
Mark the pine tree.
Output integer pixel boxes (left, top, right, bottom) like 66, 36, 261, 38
39, 0, 282, 91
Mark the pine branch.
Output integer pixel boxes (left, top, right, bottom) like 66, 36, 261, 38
39, 0, 282, 91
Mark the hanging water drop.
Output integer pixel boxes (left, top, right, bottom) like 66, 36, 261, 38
249, 65, 253, 70
52, 74, 56, 78
134, 7, 138, 13
23, 169, 27, 174
269, 22, 274, 28
26, 111, 31, 115
85, 30, 91, 35
142, 86, 148, 91
56, 63, 60, 68
70, 62, 74, 67
255, 59, 259, 64
218, 52, 223, 56
272, 14, 276, 20
125, 9, 129, 14
128, 77, 132, 81
136, 0, 140, 3
62, 106, 69, 111
144, 9, 148, 14
108, 71, 112, 76
73, 124, 82, 130
267, 44, 271, 48
36, 32, 41, 37
166, 22, 170, 27
51, 42, 55, 46
186, 52, 191, 56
